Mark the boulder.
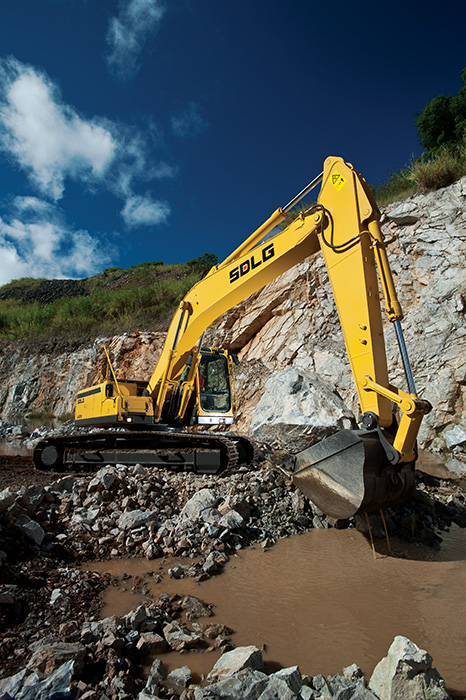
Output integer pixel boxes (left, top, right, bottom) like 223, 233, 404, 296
249, 368, 355, 453
50, 476, 76, 493
298, 687, 314, 700
0, 668, 27, 699
167, 665, 192, 688
145, 657, 166, 694
19, 519, 45, 546
96, 466, 120, 490
309, 674, 331, 698
368, 635, 450, 700
445, 456, 465, 478
271, 666, 302, 694
179, 489, 218, 524
194, 667, 268, 700
257, 676, 298, 699
0, 487, 14, 513
343, 664, 364, 682
181, 595, 213, 620
127, 604, 148, 630
49, 588, 71, 610
444, 424, 466, 449
163, 622, 203, 651
334, 687, 379, 700
218, 510, 245, 531
136, 632, 167, 654
16, 660, 75, 700
207, 645, 263, 681
118, 509, 158, 531
27, 640, 86, 675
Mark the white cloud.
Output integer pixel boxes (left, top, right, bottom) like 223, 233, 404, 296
0, 242, 29, 285
171, 102, 208, 138
0, 202, 112, 286
0, 58, 116, 201
13, 196, 56, 213
0, 58, 176, 237
151, 162, 178, 180
121, 194, 170, 227
106, 0, 166, 80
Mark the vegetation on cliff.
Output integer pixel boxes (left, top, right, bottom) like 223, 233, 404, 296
372, 67, 466, 205
0, 255, 217, 340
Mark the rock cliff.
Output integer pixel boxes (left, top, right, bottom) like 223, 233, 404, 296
0, 177, 465, 452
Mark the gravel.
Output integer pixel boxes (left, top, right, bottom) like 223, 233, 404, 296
1, 423, 465, 699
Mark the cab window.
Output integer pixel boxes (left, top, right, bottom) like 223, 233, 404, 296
198, 355, 231, 412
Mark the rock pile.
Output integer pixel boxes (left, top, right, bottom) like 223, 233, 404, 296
0, 635, 451, 699
2, 458, 466, 576
185, 637, 450, 699
0, 452, 465, 697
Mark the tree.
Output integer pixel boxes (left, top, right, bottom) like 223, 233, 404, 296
186, 252, 218, 275
415, 68, 466, 153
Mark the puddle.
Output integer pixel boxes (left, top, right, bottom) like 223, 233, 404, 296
7, 414, 65, 430
85, 526, 466, 696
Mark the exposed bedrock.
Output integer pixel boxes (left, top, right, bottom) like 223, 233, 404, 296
0, 178, 465, 454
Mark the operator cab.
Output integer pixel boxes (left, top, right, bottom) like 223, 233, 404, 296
191, 348, 236, 425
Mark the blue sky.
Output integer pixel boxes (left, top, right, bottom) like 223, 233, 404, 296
0, 0, 464, 285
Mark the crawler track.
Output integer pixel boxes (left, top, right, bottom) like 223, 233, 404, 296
32, 429, 256, 475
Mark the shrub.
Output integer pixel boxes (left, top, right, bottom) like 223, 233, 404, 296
186, 253, 218, 275
415, 67, 466, 154
407, 147, 466, 192
371, 167, 420, 206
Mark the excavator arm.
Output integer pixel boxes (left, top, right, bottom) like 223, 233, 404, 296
67, 156, 430, 517
147, 156, 431, 517
315, 157, 431, 462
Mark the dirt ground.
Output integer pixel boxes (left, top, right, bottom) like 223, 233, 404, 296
0, 454, 57, 490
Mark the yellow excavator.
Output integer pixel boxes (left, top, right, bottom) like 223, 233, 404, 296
33, 157, 431, 519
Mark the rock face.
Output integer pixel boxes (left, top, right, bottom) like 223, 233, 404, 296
208, 176, 466, 449
249, 367, 356, 452
0, 178, 465, 450
0, 331, 165, 419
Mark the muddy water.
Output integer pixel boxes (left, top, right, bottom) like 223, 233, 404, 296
86, 526, 466, 696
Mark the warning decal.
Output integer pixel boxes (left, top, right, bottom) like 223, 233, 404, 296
331, 172, 346, 190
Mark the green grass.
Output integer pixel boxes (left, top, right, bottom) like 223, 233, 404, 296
0, 266, 206, 341
371, 136, 466, 206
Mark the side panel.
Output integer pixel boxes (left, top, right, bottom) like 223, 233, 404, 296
75, 381, 154, 425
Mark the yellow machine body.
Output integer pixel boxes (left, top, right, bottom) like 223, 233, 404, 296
75, 379, 155, 427
75, 347, 235, 428
71, 156, 431, 517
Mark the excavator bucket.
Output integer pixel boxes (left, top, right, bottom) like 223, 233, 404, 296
282, 429, 415, 519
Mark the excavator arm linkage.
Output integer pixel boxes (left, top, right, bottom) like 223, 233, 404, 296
146, 157, 430, 517
56, 156, 431, 519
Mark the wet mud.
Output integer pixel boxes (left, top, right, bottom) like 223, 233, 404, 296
86, 525, 466, 697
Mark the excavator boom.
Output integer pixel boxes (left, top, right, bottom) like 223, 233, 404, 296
34, 156, 431, 518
